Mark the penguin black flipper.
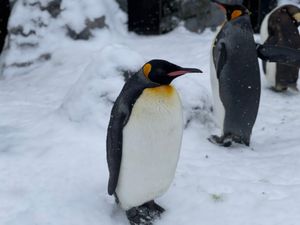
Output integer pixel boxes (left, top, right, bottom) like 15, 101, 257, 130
259, 36, 277, 74
216, 42, 227, 79
107, 102, 129, 196
106, 75, 146, 195
257, 43, 300, 67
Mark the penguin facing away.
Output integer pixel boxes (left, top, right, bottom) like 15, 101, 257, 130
106, 60, 202, 225
260, 4, 300, 92
209, 0, 261, 147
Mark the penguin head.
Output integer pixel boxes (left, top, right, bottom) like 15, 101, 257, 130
280, 5, 300, 26
212, 0, 249, 21
142, 59, 202, 85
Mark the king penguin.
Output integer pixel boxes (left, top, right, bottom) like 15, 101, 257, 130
209, 1, 261, 147
260, 4, 300, 92
106, 60, 202, 225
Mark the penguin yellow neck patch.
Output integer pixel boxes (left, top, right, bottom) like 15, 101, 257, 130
231, 10, 242, 20
143, 63, 152, 78
144, 85, 174, 97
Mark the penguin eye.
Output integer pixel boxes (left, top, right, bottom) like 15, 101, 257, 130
143, 63, 152, 78
231, 10, 242, 20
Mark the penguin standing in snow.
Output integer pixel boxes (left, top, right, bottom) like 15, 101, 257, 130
209, 0, 261, 147
260, 4, 300, 92
106, 60, 202, 225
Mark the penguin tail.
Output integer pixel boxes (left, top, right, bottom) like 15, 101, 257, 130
288, 84, 299, 92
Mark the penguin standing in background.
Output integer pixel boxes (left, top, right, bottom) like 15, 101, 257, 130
260, 4, 300, 92
106, 60, 202, 225
209, 0, 261, 147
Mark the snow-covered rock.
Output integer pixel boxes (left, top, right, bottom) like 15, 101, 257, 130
1, 0, 126, 77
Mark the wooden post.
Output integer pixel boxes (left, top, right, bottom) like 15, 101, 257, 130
0, 0, 10, 53
128, 0, 162, 34
243, 0, 277, 33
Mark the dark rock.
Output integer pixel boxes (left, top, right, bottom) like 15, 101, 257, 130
29, 0, 62, 18
44, 0, 62, 18
85, 16, 107, 30
18, 42, 39, 49
9, 26, 36, 37
10, 61, 33, 68
38, 53, 51, 61
8, 53, 51, 68
182, 1, 224, 33
184, 17, 200, 33
66, 26, 91, 40
180, 0, 202, 19
160, 16, 179, 33
66, 16, 107, 40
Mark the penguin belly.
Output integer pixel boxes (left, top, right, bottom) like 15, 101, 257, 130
260, 12, 270, 44
116, 85, 183, 210
260, 12, 277, 88
210, 45, 225, 131
265, 62, 277, 88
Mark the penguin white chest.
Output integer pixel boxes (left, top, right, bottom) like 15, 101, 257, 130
260, 13, 277, 87
116, 85, 183, 210
210, 40, 225, 130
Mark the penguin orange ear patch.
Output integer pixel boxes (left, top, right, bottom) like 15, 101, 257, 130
143, 63, 152, 78
231, 10, 242, 20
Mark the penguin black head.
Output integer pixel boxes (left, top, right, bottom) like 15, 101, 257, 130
279, 5, 300, 26
212, 0, 249, 21
142, 59, 202, 85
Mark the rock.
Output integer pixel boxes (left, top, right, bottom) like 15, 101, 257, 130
181, 0, 224, 33
66, 16, 107, 40
29, 0, 62, 18
1, 0, 112, 77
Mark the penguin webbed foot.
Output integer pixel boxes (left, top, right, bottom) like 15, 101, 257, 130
272, 85, 287, 92
208, 135, 232, 147
126, 201, 165, 225
208, 134, 249, 147
114, 193, 120, 204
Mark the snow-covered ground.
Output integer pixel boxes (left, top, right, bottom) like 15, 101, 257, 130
1, 1, 300, 225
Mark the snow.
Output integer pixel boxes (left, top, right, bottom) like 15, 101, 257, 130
1, 1, 300, 225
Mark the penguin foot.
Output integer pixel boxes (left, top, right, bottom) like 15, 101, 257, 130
272, 85, 287, 92
126, 201, 165, 225
208, 135, 250, 147
114, 193, 120, 204
208, 135, 232, 147
232, 136, 250, 146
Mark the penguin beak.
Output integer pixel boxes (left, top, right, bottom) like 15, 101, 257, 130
293, 12, 300, 24
168, 68, 203, 77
